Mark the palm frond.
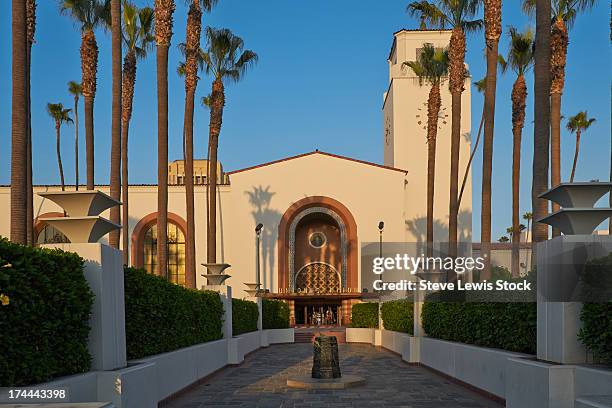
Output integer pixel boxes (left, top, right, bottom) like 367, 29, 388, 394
407, 1, 449, 28
203, 26, 258, 83
473, 76, 486, 93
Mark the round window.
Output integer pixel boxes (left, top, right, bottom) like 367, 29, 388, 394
309, 232, 327, 248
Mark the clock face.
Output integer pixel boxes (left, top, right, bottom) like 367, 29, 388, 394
415, 102, 449, 133
384, 117, 392, 145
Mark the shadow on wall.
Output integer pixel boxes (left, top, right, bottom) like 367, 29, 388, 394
246, 186, 282, 291
405, 209, 473, 253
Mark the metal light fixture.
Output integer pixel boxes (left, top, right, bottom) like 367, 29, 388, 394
255, 223, 264, 293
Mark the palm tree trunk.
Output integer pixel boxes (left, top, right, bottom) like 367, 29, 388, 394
81, 29, 98, 191
183, 2, 202, 287
184, 88, 196, 285
84, 96, 94, 189
458, 104, 484, 208
74, 96, 79, 191
207, 78, 225, 264
121, 117, 129, 265
511, 74, 527, 277
482, 0, 502, 274
550, 92, 561, 236
532, 0, 552, 245
109, 0, 122, 249
122, 50, 137, 265
25, 0, 35, 246
157, 44, 170, 278
11, 0, 28, 244
550, 19, 568, 234
570, 131, 581, 183
447, 27, 466, 260
448, 91, 461, 258
481, 40, 499, 274
56, 123, 65, 191
26, 45, 33, 245
426, 82, 441, 257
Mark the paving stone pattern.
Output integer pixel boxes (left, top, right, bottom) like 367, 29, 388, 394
164, 343, 503, 408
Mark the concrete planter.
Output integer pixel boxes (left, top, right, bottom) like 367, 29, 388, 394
346, 327, 375, 344
421, 337, 532, 399
131, 338, 228, 403
506, 358, 575, 408
265, 328, 294, 344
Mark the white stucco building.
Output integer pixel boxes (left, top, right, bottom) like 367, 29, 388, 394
0, 29, 473, 326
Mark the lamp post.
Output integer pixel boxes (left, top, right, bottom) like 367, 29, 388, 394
377, 221, 384, 330
255, 223, 263, 294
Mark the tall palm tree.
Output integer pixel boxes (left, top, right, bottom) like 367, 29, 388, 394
11, 0, 28, 244
481, 0, 502, 268
407, 0, 482, 257
403, 44, 450, 256
531, 0, 552, 245
47, 103, 73, 192
523, 211, 533, 241
181, 0, 218, 286
499, 27, 534, 277
68, 81, 82, 191
154, 0, 176, 278
458, 77, 486, 207
202, 27, 258, 263
60, 0, 110, 190
109, 0, 122, 249
567, 111, 596, 182
121, 2, 155, 265
524, 0, 597, 237
26, 0, 36, 245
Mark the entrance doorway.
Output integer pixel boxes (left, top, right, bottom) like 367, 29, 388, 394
295, 300, 341, 326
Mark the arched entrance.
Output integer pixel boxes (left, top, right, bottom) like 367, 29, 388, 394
277, 196, 359, 326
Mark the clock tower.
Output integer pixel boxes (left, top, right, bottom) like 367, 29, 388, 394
383, 29, 472, 242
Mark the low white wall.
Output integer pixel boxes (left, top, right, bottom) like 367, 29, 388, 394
237, 331, 261, 358
574, 366, 612, 397
421, 337, 532, 399
506, 357, 575, 408
346, 328, 375, 343
265, 328, 294, 344
132, 338, 228, 403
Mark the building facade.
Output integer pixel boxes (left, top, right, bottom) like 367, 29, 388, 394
0, 30, 473, 326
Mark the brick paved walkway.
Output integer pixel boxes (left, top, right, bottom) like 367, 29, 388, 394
164, 343, 502, 408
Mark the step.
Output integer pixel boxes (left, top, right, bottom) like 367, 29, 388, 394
294, 330, 346, 343
576, 395, 612, 408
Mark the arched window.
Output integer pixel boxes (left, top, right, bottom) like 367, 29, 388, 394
36, 225, 70, 245
142, 222, 186, 286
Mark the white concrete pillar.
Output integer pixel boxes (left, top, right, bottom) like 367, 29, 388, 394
42, 243, 127, 371
536, 235, 612, 364
205, 285, 233, 340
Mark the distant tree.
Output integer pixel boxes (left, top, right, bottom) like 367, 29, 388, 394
47, 103, 74, 191
567, 111, 596, 182
67, 81, 82, 190
60, 0, 111, 190
499, 27, 534, 276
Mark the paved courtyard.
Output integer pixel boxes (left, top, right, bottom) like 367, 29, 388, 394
163, 343, 502, 408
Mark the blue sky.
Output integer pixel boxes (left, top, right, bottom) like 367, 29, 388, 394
0, 0, 610, 241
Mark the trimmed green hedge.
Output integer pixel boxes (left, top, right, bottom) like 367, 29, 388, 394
124, 267, 223, 359
579, 303, 612, 364
381, 299, 413, 334
262, 299, 290, 329
232, 298, 259, 335
0, 238, 93, 386
350, 302, 379, 328
422, 302, 536, 353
